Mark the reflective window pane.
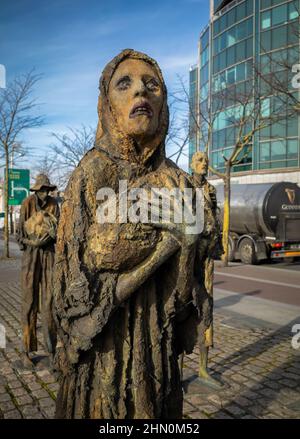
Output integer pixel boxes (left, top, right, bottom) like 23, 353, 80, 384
287, 117, 298, 137
261, 0, 271, 10
227, 27, 237, 46
289, 1, 299, 20
227, 67, 236, 84
272, 25, 287, 50
271, 140, 286, 160
261, 11, 271, 29
272, 4, 287, 27
261, 30, 271, 51
227, 45, 235, 66
236, 62, 246, 81
287, 139, 298, 159
260, 142, 270, 161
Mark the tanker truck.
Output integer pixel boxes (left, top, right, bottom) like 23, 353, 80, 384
215, 181, 300, 264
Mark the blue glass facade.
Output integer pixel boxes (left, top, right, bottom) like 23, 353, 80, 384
189, 0, 300, 174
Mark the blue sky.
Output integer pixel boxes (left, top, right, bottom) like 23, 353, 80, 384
0, 0, 209, 169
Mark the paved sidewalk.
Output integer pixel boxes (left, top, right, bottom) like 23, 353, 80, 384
0, 240, 300, 419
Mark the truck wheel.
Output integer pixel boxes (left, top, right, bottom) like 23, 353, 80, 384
239, 238, 258, 265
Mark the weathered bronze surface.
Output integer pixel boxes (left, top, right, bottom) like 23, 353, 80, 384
53, 49, 212, 419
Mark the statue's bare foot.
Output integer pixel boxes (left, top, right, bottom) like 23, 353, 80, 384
20, 352, 34, 370
197, 368, 224, 390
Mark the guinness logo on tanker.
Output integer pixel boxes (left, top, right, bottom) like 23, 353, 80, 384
282, 188, 300, 210
285, 188, 296, 204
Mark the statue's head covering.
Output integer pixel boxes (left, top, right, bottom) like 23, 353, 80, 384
95, 49, 169, 167
30, 173, 57, 191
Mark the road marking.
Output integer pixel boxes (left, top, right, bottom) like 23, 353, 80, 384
218, 261, 300, 275
245, 264, 300, 275
215, 271, 300, 290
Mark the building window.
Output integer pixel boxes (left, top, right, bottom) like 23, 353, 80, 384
261, 29, 271, 51
227, 27, 236, 47
213, 19, 220, 37
227, 67, 236, 84
289, 1, 299, 20
287, 22, 298, 45
261, 97, 271, 117
200, 64, 209, 86
261, 11, 271, 29
200, 82, 209, 101
227, 8, 236, 27
219, 13, 227, 33
272, 4, 288, 27
271, 121, 286, 138
201, 28, 209, 49
271, 139, 286, 160
227, 45, 236, 66
287, 139, 298, 159
272, 24, 287, 50
220, 51, 227, 71
261, 0, 271, 9
287, 116, 298, 137
260, 142, 270, 161
201, 46, 209, 67
236, 1, 247, 22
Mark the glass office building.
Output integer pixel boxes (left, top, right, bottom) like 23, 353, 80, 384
189, 0, 300, 183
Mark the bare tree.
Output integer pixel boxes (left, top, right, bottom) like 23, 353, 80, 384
0, 141, 29, 169
49, 125, 95, 188
165, 93, 190, 167
34, 152, 58, 182
0, 71, 44, 257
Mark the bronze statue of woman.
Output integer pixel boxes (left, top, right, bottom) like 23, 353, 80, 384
53, 49, 208, 419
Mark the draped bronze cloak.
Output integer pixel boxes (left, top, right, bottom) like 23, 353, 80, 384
53, 49, 211, 419
16, 193, 59, 354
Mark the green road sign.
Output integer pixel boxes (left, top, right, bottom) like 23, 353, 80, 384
6, 168, 30, 206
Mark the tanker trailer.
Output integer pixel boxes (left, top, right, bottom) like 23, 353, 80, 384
215, 182, 300, 264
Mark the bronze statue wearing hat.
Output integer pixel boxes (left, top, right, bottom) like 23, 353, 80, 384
16, 173, 60, 368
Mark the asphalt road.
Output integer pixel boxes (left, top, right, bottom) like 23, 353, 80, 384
257, 259, 300, 272
214, 260, 300, 307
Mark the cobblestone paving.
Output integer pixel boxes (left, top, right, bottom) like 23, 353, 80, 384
183, 312, 300, 419
0, 259, 299, 419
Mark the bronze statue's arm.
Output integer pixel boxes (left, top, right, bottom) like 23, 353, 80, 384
115, 231, 180, 304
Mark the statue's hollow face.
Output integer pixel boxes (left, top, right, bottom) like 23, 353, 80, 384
36, 188, 49, 202
192, 153, 208, 176
108, 58, 163, 140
